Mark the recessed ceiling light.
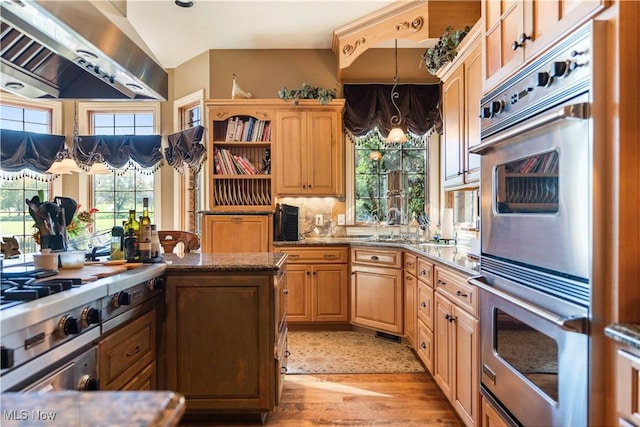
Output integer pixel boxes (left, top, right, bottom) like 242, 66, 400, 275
174, 0, 194, 7
5, 82, 24, 90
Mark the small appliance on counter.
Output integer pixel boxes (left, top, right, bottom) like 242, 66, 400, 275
274, 203, 299, 241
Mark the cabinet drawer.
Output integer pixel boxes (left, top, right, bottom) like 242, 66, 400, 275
434, 267, 477, 316
121, 361, 156, 391
417, 258, 433, 287
417, 282, 434, 331
99, 309, 156, 390
416, 319, 434, 374
277, 246, 348, 263
351, 247, 402, 268
275, 328, 289, 405
617, 348, 640, 426
404, 252, 417, 276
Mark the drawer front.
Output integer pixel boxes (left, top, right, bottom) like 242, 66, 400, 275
417, 258, 433, 287
275, 328, 289, 405
617, 348, 640, 426
416, 319, 434, 374
434, 267, 477, 316
351, 247, 402, 268
277, 246, 348, 263
403, 252, 417, 277
99, 309, 156, 390
417, 282, 434, 331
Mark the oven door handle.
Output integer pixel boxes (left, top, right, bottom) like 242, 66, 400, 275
471, 102, 590, 155
469, 275, 589, 334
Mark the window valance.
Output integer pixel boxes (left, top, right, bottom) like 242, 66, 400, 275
164, 125, 206, 173
73, 134, 163, 172
343, 84, 442, 138
0, 129, 65, 179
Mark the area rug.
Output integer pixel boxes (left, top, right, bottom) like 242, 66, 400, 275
286, 331, 425, 374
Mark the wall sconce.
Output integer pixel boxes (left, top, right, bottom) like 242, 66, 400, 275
385, 39, 407, 144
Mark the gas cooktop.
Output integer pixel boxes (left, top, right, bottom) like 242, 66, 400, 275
0, 277, 82, 310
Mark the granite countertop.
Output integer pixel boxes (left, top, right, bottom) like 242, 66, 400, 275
273, 237, 480, 275
605, 323, 640, 350
0, 391, 185, 427
163, 252, 287, 272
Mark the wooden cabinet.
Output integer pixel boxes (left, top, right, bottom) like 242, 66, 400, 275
276, 246, 349, 323
482, 0, 606, 92
433, 266, 479, 427
481, 397, 510, 427
616, 348, 640, 426
438, 21, 482, 188
206, 100, 275, 211
403, 252, 418, 347
350, 247, 403, 335
98, 308, 157, 391
202, 214, 271, 253
416, 256, 435, 374
163, 267, 286, 419
274, 100, 345, 196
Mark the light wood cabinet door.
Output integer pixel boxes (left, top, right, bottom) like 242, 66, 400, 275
616, 348, 640, 426
434, 292, 454, 400
442, 64, 465, 188
275, 103, 345, 197
464, 41, 482, 183
482, 397, 510, 427
453, 304, 480, 427
403, 272, 417, 347
202, 214, 270, 253
350, 264, 403, 335
416, 318, 434, 375
313, 264, 348, 321
285, 264, 312, 322
483, 0, 605, 92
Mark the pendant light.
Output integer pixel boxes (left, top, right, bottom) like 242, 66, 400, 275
385, 39, 408, 144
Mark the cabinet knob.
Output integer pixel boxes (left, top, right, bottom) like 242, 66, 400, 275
511, 33, 531, 50
370, 255, 379, 261
437, 279, 446, 285
421, 301, 427, 308
421, 342, 427, 350
456, 290, 468, 298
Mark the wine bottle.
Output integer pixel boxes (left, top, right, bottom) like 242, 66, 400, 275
141, 198, 151, 225
124, 209, 140, 240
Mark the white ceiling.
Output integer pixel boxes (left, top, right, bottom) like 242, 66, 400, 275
114, 0, 426, 69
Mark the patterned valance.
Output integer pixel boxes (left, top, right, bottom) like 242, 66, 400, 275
73, 134, 164, 173
164, 125, 206, 173
343, 84, 442, 138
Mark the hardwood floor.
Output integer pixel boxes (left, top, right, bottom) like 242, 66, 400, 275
180, 372, 462, 426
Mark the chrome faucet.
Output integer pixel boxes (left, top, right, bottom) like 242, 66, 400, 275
385, 207, 403, 225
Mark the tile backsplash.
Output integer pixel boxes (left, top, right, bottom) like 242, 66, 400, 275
277, 197, 346, 238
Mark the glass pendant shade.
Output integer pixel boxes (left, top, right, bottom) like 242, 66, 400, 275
47, 158, 81, 174
385, 127, 408, 143
86, 162, 110, 175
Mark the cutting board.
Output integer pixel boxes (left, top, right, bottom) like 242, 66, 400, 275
38, 264, 130, 283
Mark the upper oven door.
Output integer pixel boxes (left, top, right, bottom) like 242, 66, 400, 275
473, 93, 591, 281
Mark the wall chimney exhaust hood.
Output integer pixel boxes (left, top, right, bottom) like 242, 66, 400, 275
0, 0, 168, 100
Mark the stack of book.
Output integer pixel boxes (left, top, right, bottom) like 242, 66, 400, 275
214, 148, 262, 175
225, 117, 271, 142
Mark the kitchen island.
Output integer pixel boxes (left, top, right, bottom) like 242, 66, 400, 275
0, 391, 185, 427
161, 252, 288, 424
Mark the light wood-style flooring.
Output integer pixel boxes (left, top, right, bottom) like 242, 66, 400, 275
180, 372, 462, 426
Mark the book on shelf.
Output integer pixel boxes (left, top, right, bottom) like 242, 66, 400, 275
214, 148, 262, 175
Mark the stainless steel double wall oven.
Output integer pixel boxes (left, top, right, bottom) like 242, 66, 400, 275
470, 21, 606, 426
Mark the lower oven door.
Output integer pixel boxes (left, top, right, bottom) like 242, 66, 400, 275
471, 275, 589, 426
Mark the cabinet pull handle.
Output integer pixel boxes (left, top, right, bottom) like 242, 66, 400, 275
437, 279, 446, 285
285, 350, 291, 357
126, 346, 141, 358
406, 261, 414, 267
512, 33, 531, 50
289, 254, 299, 259
370, 255, 379, 261
231, 217, 243, 222
281, 367, 288, 374
420, 269, 427, 275
456, 290, 468, 298
324, 254, 337, 259
445, 314, 456, 323
421, 301, 427, 308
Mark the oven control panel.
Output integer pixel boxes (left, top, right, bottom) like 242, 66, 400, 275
480, 23, 595, 138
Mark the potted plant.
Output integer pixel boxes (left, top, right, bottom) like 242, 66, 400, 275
422, 25, 471, 75
278, 82, 337, 105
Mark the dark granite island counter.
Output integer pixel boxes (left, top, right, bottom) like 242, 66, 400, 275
160, 253, 288, 424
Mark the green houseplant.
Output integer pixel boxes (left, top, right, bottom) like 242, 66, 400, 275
278, 82, 337, 105
422, 25, 471, 75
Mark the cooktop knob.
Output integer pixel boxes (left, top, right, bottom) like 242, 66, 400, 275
148, 277, 164, 290
78, 375, 99, 391
81, 307, 101, 328
549, 60, 569, 78
58, 315, 80, 337
536, 71, 551, 87
479, 106, 492, 119
1, 346, 15, 369
489, 100, 504, 115
113, 291, 131, 308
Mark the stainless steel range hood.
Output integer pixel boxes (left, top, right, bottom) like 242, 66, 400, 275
0, 0, 168, 100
